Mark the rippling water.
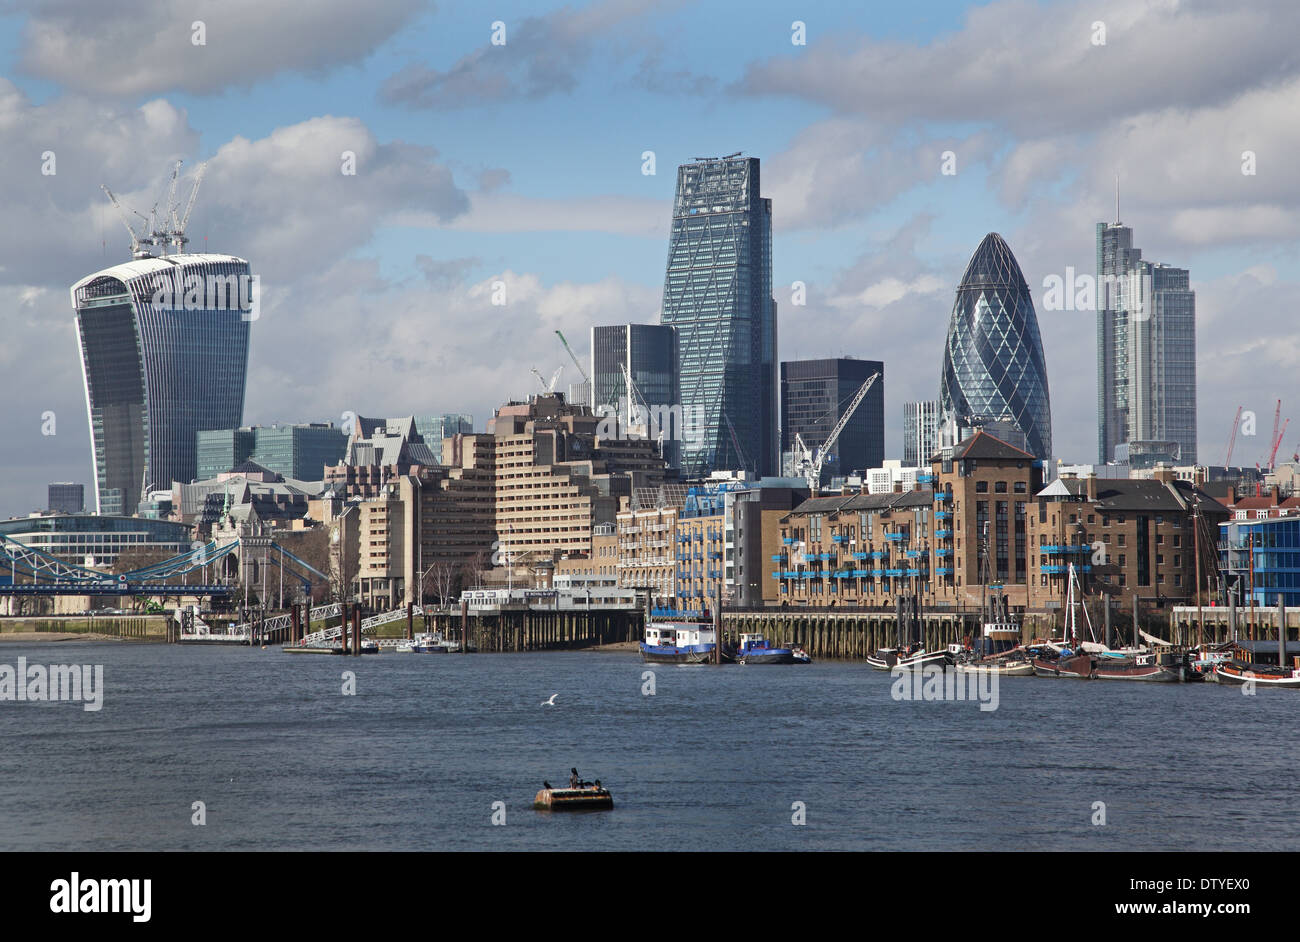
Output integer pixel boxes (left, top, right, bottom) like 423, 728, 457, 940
0, 642, 1295, 851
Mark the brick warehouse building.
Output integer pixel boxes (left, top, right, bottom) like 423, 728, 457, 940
774, 431, 1225, 619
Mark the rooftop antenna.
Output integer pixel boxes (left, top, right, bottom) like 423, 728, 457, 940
1114, 171, 1120, 225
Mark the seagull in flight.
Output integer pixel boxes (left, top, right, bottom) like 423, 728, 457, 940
541, 693, 558, 706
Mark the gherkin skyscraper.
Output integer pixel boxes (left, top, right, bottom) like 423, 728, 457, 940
940, 233, 1052, 459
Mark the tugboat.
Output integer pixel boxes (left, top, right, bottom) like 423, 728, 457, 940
735, 632, 797, 665
534, 770, 613, 811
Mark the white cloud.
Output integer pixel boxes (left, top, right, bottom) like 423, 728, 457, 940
14, 0, 423, 97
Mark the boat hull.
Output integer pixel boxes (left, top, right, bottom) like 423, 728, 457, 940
1215, 662, 1300, 688
956, 658, 1034, 677
1092, 663, 1181, 682
640, 644, 726, 664
1031, 654, 1093, 678
533, 787, 613, 811
737, 649, 796, 665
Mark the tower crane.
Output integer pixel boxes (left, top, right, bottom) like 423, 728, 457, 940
100, 185, 156, 259
530, 366, 563, 394
1224, 405, 1244, 467
621, 363, 652, 441
169, 161, 207, 252
794, 372, 880, 497
1268, 418, 1290, 469
554, 330, 590, 384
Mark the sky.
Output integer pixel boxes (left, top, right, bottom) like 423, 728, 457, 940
0, 0, 1297, 517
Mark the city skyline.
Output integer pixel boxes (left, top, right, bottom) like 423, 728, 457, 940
1, 2, 1298, 515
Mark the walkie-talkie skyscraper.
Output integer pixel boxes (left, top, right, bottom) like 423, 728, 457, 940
660, 155, 776, 477
71, 164, 252, 515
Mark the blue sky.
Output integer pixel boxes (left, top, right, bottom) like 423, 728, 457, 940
0, 0, 1297, 516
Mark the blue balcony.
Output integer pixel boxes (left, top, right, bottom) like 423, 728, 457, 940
852, 569, 869, 577
935, 548, 952, 557
831, 534, 845, 543
905, 549, 924, 558
934, 492, 951, 503
906, 569, 921, 577
1042, 544, 1089, 554
869, 551, 886, 559
935, 529, 953, 539
770, 554, 785, 562
771, 572, 781, 579
935, 567, 954, 576
935, 511, 952, 520
870, 569, 885, 577
852, 552, 869, 560
885, 533, 906, 542
917, 473, 935, 483
782, 537, 794, 544
886, 569, 905, 577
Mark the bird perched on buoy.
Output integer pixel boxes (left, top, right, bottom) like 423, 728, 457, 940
543, 781, 552, 790
541, 693, 558, 706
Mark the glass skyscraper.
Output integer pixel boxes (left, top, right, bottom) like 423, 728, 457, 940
590, 323, 678, 465
903, 400, 941, 466
660, 155, 776, 477
1096, 221, 1197, 464
71, 254, 253, 514
780, 358, 884, 482
940, 233, 1053, 459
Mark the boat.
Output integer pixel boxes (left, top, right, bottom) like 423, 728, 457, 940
867, 644, 947, 671
413, 631, 451, 653
1213, 640, 1300, 689
533, 784, 614, 811
735, 632, 796, 665
1090, 649, 1182, 682
640, 621, 732, 664
1030, 647, 1095, 678
954, 651, 1035, 676
791, 645, 812, 664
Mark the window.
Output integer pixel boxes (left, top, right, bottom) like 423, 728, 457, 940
1015, 481, 1027, 494
995, 481, 1008, 493
1119, 554, 1126, 567
1173, 535, 1181, 547
1118, 534, 1126, 546
976, 481, 989, 493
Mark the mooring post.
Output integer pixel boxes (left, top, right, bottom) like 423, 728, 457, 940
460, 597, 469, 654
1279, 594, 1287, 669
352, 606, 361, 656
406, 602, 413, 641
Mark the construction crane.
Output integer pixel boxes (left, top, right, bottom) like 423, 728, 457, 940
554, 330, 590, 384
168, 161, 207, 251
1224, 405, 1244, 467
100, 185, 150, 259
100, 161, 208, 259
794, 372, 880, 497
1268, 417, 1290, 468
620, 362, 657, 445
723, 412, 750, 473
530, 366, 563, 394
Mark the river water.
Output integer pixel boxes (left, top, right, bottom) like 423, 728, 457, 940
0, 642, 1294, 851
